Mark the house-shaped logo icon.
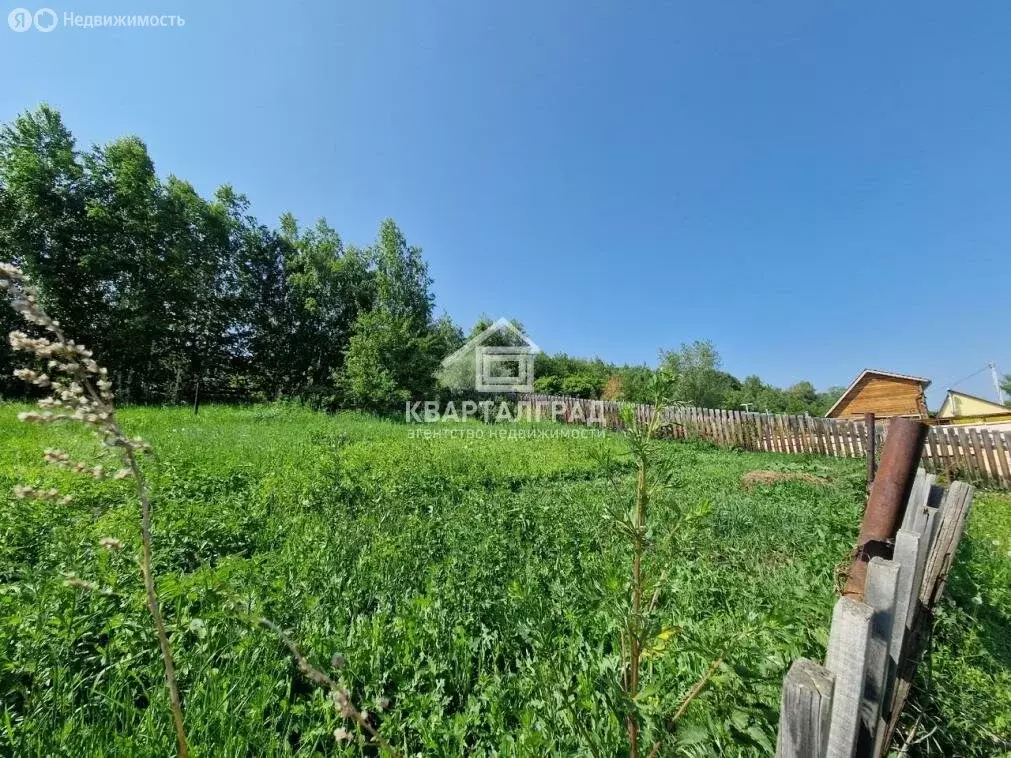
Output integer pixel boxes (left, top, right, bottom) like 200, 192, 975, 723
440, 318, 541, 393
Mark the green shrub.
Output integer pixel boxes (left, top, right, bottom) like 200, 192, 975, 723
559, 372, 602, 399
338, 309, 442, 413
533, 375, 563, 395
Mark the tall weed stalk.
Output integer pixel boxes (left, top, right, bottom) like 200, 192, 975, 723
610, 372, 722, 756
0, 262, 189, 755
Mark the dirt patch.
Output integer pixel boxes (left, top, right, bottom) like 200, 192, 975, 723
741, 470, 828, 490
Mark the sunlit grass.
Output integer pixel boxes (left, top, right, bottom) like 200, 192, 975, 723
0, 403, 1005, 754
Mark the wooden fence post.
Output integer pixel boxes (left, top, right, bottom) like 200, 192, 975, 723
777, 659, 836, 758
899, 471, 935, 532
921, 481, 974, 605
888, 531, 920, 657
989, 429, 1011, 488
879, 481, 975, 754
860, 557, 900, 755
825, 597, 874, 758
865, 413, 876, 489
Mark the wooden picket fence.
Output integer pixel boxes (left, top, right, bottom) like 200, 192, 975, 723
776, 471, 974, 757
529, 395, 1011, 489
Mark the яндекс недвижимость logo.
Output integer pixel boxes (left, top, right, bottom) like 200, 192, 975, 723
8, 7, 57, 32
8, 8, 185, 32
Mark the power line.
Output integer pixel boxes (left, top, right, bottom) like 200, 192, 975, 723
939, 365, 989, 391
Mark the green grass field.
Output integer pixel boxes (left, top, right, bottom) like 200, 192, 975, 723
0, 404, 1007, 755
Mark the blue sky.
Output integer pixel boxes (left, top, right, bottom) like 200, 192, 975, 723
2, 1, 1009, 406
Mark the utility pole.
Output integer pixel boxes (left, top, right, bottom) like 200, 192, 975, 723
991, 361, 1005, 405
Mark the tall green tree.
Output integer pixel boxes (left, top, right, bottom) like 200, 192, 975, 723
339, 221, 447, 409
436, 316, 529, 392
280, 213, 374, 389
83, 136, 170, 398
0, 105, 101, 355
372, 218, 433, 329
159, 178, 244, 407
227, 195, 300, 399
659, 340, 739, 408
431, 313, 465, 355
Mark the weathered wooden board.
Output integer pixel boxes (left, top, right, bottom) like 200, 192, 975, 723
860, 558, 900, 756
994, 431, 1011, 488
825, 597, 874, 758
777, 659, 836, 758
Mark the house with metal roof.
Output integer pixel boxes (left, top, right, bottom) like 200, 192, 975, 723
935, 389, 1011, 427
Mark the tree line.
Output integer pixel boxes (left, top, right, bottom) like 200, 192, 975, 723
533, 340, 845, 416
0, 105, 464, 409
1, 106, 843, 415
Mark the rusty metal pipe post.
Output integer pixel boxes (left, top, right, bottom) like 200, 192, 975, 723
843, 417, 928, 601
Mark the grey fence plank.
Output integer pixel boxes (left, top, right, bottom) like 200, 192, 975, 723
796, 415, 809, 454
978, 427, 1002, 485
888, 531, 918, 664
779, 413, 792, 453
825, 597, 875, 758
935, 428, 953, 478
957, 427, 978, 477
802, 415, 819, 455
926, 430, 938, 474
861, 557, 900, 756
967, 427, 992, 483
881, 481, 974, 755
924, 429, 939, 475
857, 417, 870, 458
822, 418, 836, 457
786, 415, 799, 453
777, 658, 836, 758
840, 420, 854, 458
948, 427, 968, 476
900, 470, 934, 532
816, 416, 831, 456
991, 429, 1011, 488
923, 481, 974, 605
